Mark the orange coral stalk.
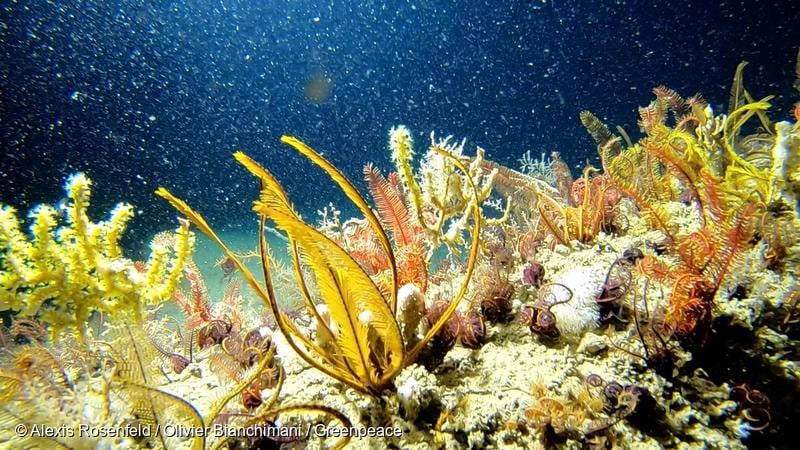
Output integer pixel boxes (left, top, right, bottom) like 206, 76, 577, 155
659, 186, 754, 337
602, 102, 757, 338
677, 229, 714, 273
636, 256, 672, 284
396, 245, 428, 292
343, 226, 390, 275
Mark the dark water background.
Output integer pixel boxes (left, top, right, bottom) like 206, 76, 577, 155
1, 0, 799, 252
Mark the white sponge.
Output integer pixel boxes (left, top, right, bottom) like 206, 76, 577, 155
548, 265, 604, 338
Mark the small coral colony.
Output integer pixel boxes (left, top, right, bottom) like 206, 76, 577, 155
1, 59, 799, 449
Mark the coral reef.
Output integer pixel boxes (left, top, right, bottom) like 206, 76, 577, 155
0, 173, 193, 341
157, 135, 483, 394
0, 175, 352, 450
2, 58, 799, 450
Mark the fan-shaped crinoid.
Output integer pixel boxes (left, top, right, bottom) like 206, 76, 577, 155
158, 136, 482, 394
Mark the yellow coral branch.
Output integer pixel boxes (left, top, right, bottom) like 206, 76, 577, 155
0, 174, 193, 341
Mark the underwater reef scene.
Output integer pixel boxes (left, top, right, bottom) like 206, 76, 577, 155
2, 59, 800, 449
3, 1, 800, 450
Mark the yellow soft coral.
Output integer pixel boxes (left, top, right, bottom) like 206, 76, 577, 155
0, 173, 193, 341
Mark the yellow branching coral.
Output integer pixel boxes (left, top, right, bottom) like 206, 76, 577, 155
680, 64, 800, 275
390, 125, 509, 258
0, 173, 193, 341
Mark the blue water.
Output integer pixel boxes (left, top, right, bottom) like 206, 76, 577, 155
1, 0, 798, 249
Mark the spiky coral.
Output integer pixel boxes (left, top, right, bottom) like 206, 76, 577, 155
172, 259, 248, 335
0, 173, 193, 341
390, 125, 508, 258
364, 163, 420, 248
173, 261, 213, 330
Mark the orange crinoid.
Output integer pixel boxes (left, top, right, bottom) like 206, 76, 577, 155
536, 167, 622, 246
602, 113, 757, 338
363, 164, 428, 293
